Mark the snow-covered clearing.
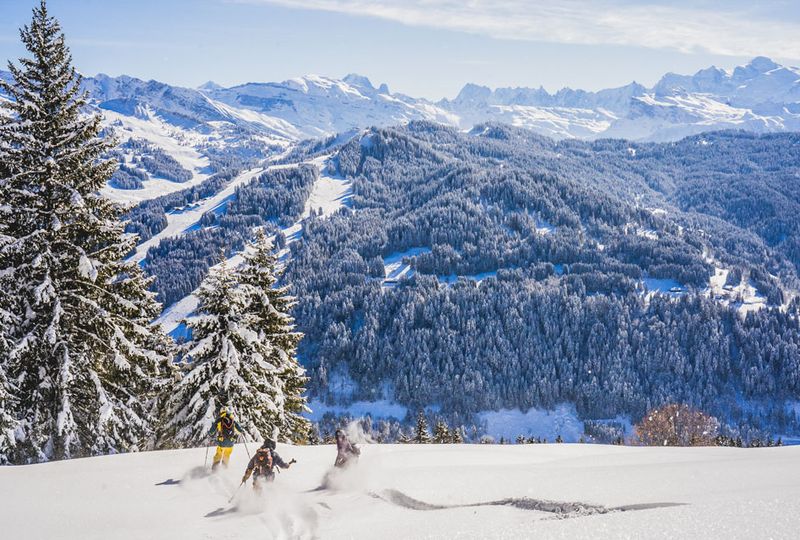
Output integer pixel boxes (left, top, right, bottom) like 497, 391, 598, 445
301, 162, 353, 220
3, 443, 799, 539
382, 248, 499, 287
643, 277, 685, 296
382, 247, 431, 283
306, 399, 408, 422
478, 405, 585, 442
704, 258, 769, 315
155, 158, 352, 335
100, 109, 212, 204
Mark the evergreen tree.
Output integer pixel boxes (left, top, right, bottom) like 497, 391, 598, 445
451, 426, 466, 443
307, 425, 321, 445
0, 365, 16, 464
433, 419, 451, 443
0, 1, 170, 462
237, 231, 310, 442
413, 410, 431, 444
0, 308, 18, 462
160, 258, 278, 447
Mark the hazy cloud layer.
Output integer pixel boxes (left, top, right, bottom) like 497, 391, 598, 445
232, 0, 800, 60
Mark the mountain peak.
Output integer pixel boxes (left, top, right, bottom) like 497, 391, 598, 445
453, 83, 492, 104
343, 73, 375, 91
747, 56, 780, 73
342, 74, 390, 95
198, 81, 223, 91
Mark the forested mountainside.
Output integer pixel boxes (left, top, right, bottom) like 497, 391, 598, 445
121, 121, 800, 434
269, 124, 800, 433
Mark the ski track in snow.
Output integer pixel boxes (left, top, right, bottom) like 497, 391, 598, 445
371, 488, 686, 519
155, 155, 352, 334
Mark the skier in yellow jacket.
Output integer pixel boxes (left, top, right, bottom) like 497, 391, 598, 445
208, 407, 243, 470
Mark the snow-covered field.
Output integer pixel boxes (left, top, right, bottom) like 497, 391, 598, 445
2, 443, 798, 539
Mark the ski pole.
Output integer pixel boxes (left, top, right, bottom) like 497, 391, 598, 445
228, 481, 244, 503
204, 443, 210, 468
276, 459, 296, 474
242, 435, 252, 460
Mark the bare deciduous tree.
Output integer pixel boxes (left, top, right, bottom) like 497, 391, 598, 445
635, 404, 720, 447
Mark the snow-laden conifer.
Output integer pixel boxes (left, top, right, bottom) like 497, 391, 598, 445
160, 256, 280, 446
0, 364, 16, 464
433, 420, 451, 444
0, 308, 18, 462
160, 232, 310, 448
0, 1, 171, 462
237, 231, 310, 442
413, 411, 432, 444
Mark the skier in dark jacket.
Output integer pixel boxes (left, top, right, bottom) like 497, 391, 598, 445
242, 439, 294, 491
334, 429, 360, 469
208, 406, 243, 470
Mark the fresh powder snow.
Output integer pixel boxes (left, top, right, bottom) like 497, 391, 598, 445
2, 443, 799, 539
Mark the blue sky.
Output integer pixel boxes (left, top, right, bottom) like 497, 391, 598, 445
1, 0, 799, 99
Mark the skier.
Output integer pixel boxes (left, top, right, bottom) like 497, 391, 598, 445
334, 429, 361, 469
208, 406, 243, 470
241, 439, 295, 491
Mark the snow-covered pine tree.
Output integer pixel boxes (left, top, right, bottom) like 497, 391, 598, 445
0, 360, 16, 464
397, 429, 411, 444
0, 308, 18, 463
236, 231, 310, 442
160, 257, 256, 446
433, 419, 451, 444
160, 253, 291, 447
413, 411, 432, 444
0, 1, 171, 462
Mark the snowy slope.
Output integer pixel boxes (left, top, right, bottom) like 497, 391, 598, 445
2, 443, 799, 539
129, 167, 267, 263
154, 156, 352, 335
203, 74, 459, 140
99, 108, 215, 204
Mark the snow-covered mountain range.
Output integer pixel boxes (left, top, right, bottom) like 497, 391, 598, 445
106, 56, 800, 143
4, 56, 800, 438
199, 56, 800, 143
5, 56, 798, 204
442, 56, 800, 140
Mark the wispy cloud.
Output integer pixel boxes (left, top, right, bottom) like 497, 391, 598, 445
230, 0, 800, 60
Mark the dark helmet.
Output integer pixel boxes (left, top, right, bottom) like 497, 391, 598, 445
335, 429, 345, 439
261, 438, 276, 450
